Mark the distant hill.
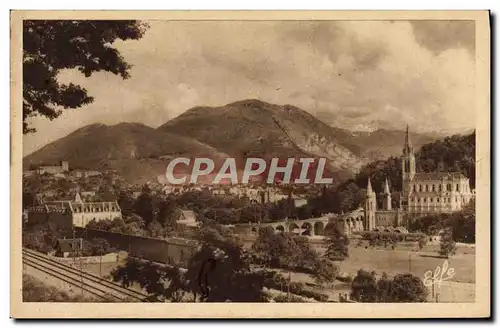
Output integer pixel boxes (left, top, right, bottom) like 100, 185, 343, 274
329, 128, 440, 160
158, 99, 366, 179
23, 99, 464, 185
23, 123, 228, 184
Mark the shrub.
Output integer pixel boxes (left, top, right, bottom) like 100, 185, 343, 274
273, 294, 304, 302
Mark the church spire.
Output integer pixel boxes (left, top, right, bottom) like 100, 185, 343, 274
384, 177, 392, 210
404, 124, 413, 153
367, 177, 373, 195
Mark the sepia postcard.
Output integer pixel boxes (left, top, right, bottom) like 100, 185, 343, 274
10, 10, 491, 319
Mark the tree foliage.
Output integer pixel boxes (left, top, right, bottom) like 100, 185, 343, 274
324, 227, 349, 261
251, 227, 320, 272
133, 185, 155, 225
350, 269, 378, 302
22, 221, 70, 253
312, 259, 339, 287
416, 132, 475, 188
352, 270, 428, 303
390, 273, 428, 302
439, 227, 457, 258
23, 20, 148, 133
375, 272, 393, 302
410, 200, 475, 243
88, 237, 112, 256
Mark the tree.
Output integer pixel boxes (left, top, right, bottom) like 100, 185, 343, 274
418, 236, 427, 251
251, 227, 295, 268
350, 269, 377, 302
390, 273, 428, 302
147, 220, 164, 238
133, 185, 154, 225
450, 199, 476, 243
251, 227, 320, 271
22, 192, 35, 209
22, 221, 65, 253
22, 229, 52, 253
118, 190, 135, 216
313, 259, 339, 289
89, 238, 111, 256
409, 201, 475, 244
324, 227, 349, 261
439, 227, 457, 258
296, 204, 313, 220
23, 20, 148, 133
156, 197, 178, 231
96, 185, 116, 202
376, 272, 393, 302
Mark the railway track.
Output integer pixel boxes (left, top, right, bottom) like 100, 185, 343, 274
22, 248, 149, 302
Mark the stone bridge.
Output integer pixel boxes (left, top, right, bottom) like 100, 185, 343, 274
242, 209, 366, 237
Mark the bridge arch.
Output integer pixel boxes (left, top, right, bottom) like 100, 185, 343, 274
301, 222, 313, 236
289, 222, 300, 234
263, 226, 275, 234
275, 225, 285, 233
314, 221, 325, 236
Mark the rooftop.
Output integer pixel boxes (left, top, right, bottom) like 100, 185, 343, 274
413, 172, 468, 181
54, 238, 84, 253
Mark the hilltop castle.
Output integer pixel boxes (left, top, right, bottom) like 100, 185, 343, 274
340, 126, 474, 235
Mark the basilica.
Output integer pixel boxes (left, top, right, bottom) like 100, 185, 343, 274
361, 126, 474, 232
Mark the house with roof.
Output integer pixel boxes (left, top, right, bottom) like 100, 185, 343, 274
53, 238, 85, 258
176, 210, 199, 228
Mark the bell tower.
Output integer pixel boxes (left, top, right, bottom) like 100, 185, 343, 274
401, 125, 415, 210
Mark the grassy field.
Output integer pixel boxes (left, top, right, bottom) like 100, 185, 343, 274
269, 244, 475, 302
337, 247, 475, 284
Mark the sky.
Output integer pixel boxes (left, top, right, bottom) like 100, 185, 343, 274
23, 20, 476, 156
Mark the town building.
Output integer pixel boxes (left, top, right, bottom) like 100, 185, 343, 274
26, 192, 122, 229
37, 160, 69, 175
71, 169, 102, 178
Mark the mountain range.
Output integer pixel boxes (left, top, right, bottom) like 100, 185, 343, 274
23, 99, 445, 184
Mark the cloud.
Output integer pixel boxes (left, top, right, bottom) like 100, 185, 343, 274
23, 20, 476, 155
410, 20, 475, 56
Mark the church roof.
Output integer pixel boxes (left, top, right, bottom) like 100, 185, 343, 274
413, 172, 467, 181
